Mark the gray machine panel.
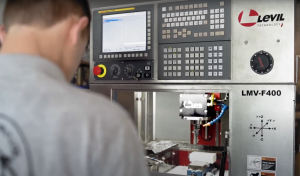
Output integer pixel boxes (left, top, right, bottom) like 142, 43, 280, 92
158, 41, 231, 80
93, 61, 154, 80
157, 0, 231, 44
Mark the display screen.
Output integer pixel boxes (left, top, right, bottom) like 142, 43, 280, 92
102, 11, 147, 53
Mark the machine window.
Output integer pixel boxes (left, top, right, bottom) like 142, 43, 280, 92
102, 11, 147, 53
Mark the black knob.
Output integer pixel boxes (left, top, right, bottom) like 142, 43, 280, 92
111, 66, 119, 75
126, 66, 133, 74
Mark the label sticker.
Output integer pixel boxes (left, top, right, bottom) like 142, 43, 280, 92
247, 155, 277, 171
247, 171, 276, 176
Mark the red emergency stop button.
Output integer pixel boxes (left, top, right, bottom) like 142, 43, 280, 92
93, 64, 107, 78
93, 66, 102, 75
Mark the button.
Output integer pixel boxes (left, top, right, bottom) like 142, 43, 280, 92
190, 47, 195, 52
162, 7, 167, 11
164, 60, 167, 64
220, 24, 225, 29
210, 9, 215, 14
219, 59, 223, 63
164, 54, 167, 59
219, 53, 223, 57
189, 22, 193, 26
210, 25, 215, 29
145, 53, 148, 57
93, 66, 102, 76
208, 53, 212, 57
189, 4, 194, 9
164, 72, 167, 76
220, 8, 224, 13
185, 53, 190, 58
168, 72, 172, 77
208, 65, 213, 70
173, 60, 177, 64
195, 59, 199, 64
164, 66, 168, 70
144, 73, 151, 78
194, 11, 199, 15
190, 53, 194, 58
171, 13, 175, 17
194, 4, 198, 8
213, 65, 218, 70
173, 54, 177, 58
214, 59, 218, 63
185, 60, 189, 64
173, 72, 177, 76
219, 46, 223, 50
173, 66, 177, 70
185, 47, 189, 52
200, 65, 204, 70
194, 32, 199, 37
195, 72, 199, 76
201, 15, 205, 20
214, 72, 218, 76
185, 66, 189, 70
168, 60, 172, 64
199, 3, 203, 8
195, 66, 199, 70
178, 60, 181, 64
219, 72, 223, 76
203, 3, 207, 7
195, 53, 199, 58
215, 14, 220, 18
220, 19, 225, 23
214, 53, 218, 57
204, 10, 208, 14
195, 47, 200, 52
178, 72, 182, 76
210, 20, 215, 24
178, 54, 182, 58
210, 14, 214, 19
208, 59, 212, 64
145, 66, 151, 71
178, 66, 182, 70
167, 13, 171, 17
190, 72, 195, 76
208, 72, 213, 76
185, 12, 189, 16
189, 11, 193, 15
200, 53, 204, 58
124, 54, 127, 58
220, 14, 225, 18
220, 1, 225, 6
185, 72, 190, 76
196, 16, 201, 20
190, 60, 194, 64
200, 47, 204, 51
178, 48, 182, 52
219, 65, 223, 70
162, 14, 166, 18
200, 59, 204, 64
208, 46, 213, 51
215, 9, 220, 13
200, 72, 204, 76
215, 25, 220, 29
190, 66, 195, 70
168, 66, 172, 70
168, 54, 172, 58
183, 34, 187, 38
215, 19, 220, 23
180, 12, 184, 16
99, 55, 103, 59
107, 55, 110, 58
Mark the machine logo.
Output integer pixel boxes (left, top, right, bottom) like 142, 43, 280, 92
183, 101, 203, 109
238, 9, 285, 27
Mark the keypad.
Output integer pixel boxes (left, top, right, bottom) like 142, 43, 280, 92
159, 1, 227, 43
160, 41, 229, 79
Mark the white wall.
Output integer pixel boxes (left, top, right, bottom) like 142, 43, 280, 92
0, 0, 157, 24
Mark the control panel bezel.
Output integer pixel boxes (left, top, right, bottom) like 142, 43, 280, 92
92, 5, 154, 61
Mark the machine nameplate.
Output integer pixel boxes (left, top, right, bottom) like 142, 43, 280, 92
242, 90, 282, 97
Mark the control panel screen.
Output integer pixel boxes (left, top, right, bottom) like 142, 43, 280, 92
102, 11, 147, 53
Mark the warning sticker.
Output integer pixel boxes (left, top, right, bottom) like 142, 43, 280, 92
247, 170, 276, 176
247, 155, 277, 172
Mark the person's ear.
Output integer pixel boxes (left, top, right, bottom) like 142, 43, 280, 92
69, 17, 89, 46
0, 25, 7, 43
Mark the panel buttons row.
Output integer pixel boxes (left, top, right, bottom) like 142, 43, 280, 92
162, 1, 225, 12
99, 53, 148, 59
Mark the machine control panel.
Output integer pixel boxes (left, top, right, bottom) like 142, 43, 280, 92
158, 0, 231, 44
93, 61, 154, 81
92, 5, 154, 61
158, 41, 230, 80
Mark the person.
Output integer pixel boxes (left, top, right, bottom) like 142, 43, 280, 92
0, 0, 148, 176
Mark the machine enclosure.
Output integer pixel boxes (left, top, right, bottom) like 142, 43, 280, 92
90, 0, 298, 175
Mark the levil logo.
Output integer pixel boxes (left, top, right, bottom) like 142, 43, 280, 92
238, 9, 285, 27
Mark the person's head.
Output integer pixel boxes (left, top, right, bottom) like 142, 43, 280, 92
0, 0, 91, 80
